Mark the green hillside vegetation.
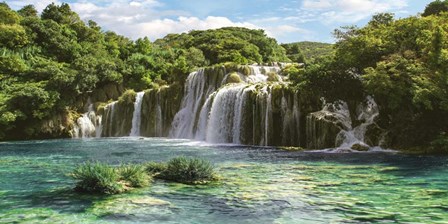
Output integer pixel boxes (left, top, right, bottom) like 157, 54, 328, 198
281, 41, 334, 63
0, 2, 289, 140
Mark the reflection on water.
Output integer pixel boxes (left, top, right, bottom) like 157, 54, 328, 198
0, 138, 447, 223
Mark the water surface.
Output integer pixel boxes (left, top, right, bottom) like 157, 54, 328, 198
0, 138, 447, 223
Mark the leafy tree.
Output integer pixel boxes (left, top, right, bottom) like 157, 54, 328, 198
422, 0, 448, 17
18, 5, 38, 18
41, 3, 81, 25
0, 3, 20, 24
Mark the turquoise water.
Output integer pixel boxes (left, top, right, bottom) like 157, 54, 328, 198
0, 138, 447, 223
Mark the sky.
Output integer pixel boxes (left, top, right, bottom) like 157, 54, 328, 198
6, 0, 434, 43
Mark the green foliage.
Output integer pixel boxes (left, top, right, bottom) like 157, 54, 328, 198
225, 72, 242, 84
281, 42, 305, 63
118, 89, 136, 104
282, 42, 333, 64
430, 132, 448, 153
156, 27, 288, 64
117, 164, 151, 188
423, 0, 448, 17
17, 5, 38, 18
41, 3, 81, 25
71, 162, 151, 195
0, 24, 29, 48
266, 72, 280, 82
71, 162, 124, 195
145, 162, 167, 174
0, 3, 20, 24
157, 157, 217, 184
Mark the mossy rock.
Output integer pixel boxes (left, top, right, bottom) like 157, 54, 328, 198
118, 89, 137, 105
225, 72, 242, 84
267, 72, 280, 82
239, 65, 251, 76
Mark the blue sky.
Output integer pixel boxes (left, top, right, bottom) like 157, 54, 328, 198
6, 0, 433, 43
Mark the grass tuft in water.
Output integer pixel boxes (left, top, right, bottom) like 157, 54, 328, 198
157, 156, 218, 184
70, 162, 150, 194
118, 164, 151, 188
145, 161, 167, 175
71, 162, 123, 194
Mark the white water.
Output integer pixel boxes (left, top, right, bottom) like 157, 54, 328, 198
313, 97, 379, 151
108, 102, 117, 137
73, 100, 99, 138
171, 65, 285, 142
170, 70, 214, 139
130, 92, 145, 136
336, 97, 379, 149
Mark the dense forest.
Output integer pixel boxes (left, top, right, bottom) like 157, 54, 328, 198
1, 1, 448, 153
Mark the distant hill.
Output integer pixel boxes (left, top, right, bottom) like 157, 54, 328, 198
281, 41, 334, 63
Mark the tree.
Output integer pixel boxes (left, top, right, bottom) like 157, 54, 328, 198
18, 5, 38, 18
41, 3, 81, 25
368, 13, 394, 28
422, 0, 448, 17
0, 3, 20, 24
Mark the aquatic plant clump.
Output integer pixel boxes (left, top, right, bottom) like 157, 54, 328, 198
118, 164, 151, 188
157, 157, 218, 184
70, 162, 124, 194
70, 162, 150, 194
145, 161, 168, 174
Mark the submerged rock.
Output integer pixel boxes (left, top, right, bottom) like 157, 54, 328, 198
351, 143, 370, 152
89, 195, 173, 219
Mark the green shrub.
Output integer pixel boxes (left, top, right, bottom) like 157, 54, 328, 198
430, 132, 448, 153
118, 89, 136, 104
158, 157, 217, 184
145, 161, 167, 175
70, 162, 124, 195
118, 164, 151, 188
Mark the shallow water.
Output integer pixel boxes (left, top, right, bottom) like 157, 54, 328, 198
0, 138, 447, 223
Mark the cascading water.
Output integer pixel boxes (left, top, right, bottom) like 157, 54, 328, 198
72, 100, 101, 138
336, 97, 379, 149
130, 92, 145, 136
170, 69, 221, 139
171, 65, 300, 146
72, 64, 381, 151
306, 97, 380, 150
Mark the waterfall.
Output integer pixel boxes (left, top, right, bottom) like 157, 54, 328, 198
306, 97, 380, 150
170, 69, 223, 139
336, 97, 379, 149
73, 100, 100, 138
70, 64, 382, 150
99, 101, 117, 137
130, 92, 145, 136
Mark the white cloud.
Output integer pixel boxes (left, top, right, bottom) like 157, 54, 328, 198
6, 0, 61, 12
5, 0, 314, 43
303, 0, 332, 10
123, 16, 259, 40
302, 0, 408, 23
